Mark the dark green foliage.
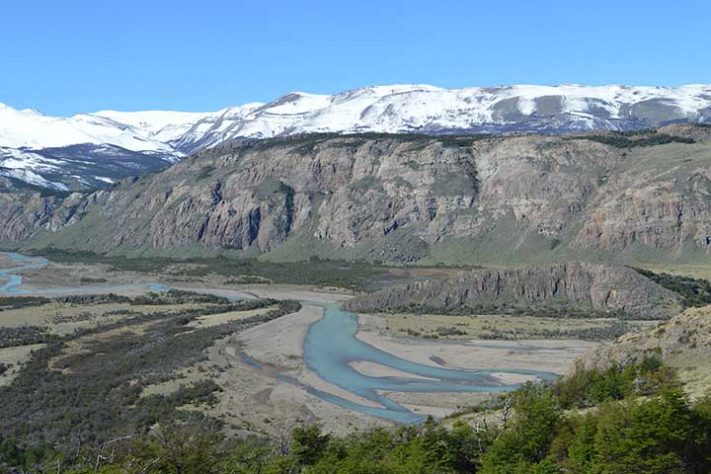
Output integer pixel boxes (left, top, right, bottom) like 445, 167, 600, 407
0, 436, 57, 473
478, 362, 708, 473
435, 326, 468, 337
78, 276, 108, 285
291, 425, 331, 466
35, 248, 175, 273
36, 248, 388, 290
554, 356, 675, 409
298, 420, 490, 474
0, 295, 51, 311
180, 256, 383, 290
118, 423, 225, 474
480, 384, 560, 472
579, 130, 695, 148
55, 293, 132, 305
633, 267, 711, 307
554, 389, 711, 473
130, 289, 232, 305
0, 326, 56, 348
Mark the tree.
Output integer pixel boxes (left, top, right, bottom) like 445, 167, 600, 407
290, 425, 330, 467
480, 384, 560, 472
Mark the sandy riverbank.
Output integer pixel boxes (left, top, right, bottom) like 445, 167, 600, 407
225, 295, 598, 425
203, 302, 392, 436
356, 313, 597, 376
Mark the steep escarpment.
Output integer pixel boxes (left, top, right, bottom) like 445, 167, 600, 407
14, 135, 481, 258
344, 263, 684, 319
2, 129, 711, 264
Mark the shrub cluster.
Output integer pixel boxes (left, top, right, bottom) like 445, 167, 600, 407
0, 295, 300, 463
634, 267, 711, 307
579, 131, 695, 148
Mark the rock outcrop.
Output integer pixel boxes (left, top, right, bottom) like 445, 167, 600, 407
344, 263, 684, 320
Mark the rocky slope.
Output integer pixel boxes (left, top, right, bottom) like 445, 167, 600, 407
578, 305, 711, 397
344, 263, 684, 320
1, 127, 711, 265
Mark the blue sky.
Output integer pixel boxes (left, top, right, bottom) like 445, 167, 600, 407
2, 0, 709, 115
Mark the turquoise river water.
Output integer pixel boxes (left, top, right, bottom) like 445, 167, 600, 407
0, 252, 557, 424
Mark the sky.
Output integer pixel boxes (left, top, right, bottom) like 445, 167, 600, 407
1, 0, 709, 116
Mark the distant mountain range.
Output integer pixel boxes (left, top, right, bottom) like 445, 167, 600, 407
2, 84, 710, 190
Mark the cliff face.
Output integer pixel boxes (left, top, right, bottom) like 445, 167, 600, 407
344, 263, 683, 320
13, 137, 480, 255
3, 128, 711, 264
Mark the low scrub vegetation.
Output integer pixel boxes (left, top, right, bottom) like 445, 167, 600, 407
0, 293, 300, 466
382, 302, 638, 320
579, 130, 696, 148
478, 321, 633, 341
0, 326, 56, 348
0, 295, 51, 311
36, 248, 387, 290
633, 267, 711, 307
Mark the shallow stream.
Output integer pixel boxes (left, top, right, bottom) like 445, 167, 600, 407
0, 252, 556, 423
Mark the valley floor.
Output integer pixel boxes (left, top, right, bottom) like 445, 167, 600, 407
1, 256, 604, 436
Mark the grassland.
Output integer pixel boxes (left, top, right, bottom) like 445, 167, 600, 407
366, 312, 659, 341
30, 248, 391, 290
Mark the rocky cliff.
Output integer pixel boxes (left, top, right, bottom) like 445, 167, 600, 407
344, 263, 684, 320
2, 127, 711, 265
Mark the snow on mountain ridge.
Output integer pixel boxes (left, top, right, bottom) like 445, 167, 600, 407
0, 104, 179, 152
3, 84, 711, 153
2, 83, 711, 190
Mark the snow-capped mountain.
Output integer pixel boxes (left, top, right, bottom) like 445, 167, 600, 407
0, 104, 210, 191
172, 84, 711, 152
2, 84, 711, 190
0, 145, 179, 191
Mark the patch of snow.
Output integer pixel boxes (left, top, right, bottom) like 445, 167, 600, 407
0, 167, 68, 190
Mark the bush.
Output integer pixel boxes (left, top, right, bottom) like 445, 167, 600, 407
554, 356, 675, 409
633, 267, 711, 307
579, 131, 695, 148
